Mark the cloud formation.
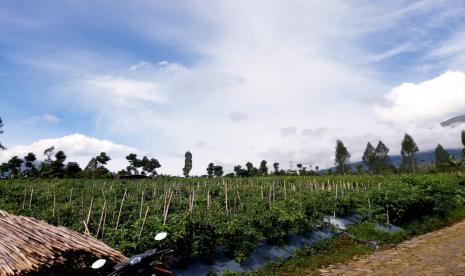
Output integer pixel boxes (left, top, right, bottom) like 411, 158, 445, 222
375, 71, 465, 127
77, 76, 169, 106
24, 113, 61, 124
0, 134, 137, 171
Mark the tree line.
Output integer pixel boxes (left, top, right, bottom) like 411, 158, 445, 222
334, 132, 465, 175
0, 116, 464, 179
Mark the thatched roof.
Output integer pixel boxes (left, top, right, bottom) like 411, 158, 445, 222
0, 210, 127, 275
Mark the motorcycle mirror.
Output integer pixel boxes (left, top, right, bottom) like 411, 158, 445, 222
91, 259, 107, 269
155, 232, 168, 241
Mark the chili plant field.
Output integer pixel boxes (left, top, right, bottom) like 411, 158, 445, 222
0, 174, 464, 263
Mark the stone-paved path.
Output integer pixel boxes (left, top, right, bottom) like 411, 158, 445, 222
318, 220, 465, 275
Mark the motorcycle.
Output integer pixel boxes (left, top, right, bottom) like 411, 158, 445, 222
91, 232, 174, 276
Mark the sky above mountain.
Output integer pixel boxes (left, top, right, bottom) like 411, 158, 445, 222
2, 0, 465, 175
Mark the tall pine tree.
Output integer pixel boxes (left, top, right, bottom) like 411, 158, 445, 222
435, 144, 450, 172
400, 133, 419, 174
374, 141, 392, 174
334, 140, 351, 175
362, 142, 375, 174
183, 151, 193, 177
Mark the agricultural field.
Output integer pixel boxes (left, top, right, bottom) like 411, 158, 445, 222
0, 174, 464, 266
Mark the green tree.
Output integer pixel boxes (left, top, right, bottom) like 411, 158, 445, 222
66, 162, 83, 178
0, 117, 5, 150
258, 160, 268, 176
374, 141, 392, 174
96, 152, 111, 166
0, 162, 8, 177
44, 150, 67, 178
142, 157, 161, 176
273, 162, 280, 175
24, 152, 38, 177
362, 142, 375, 174
43, 146, 55, 164
356, 163, 364, 174
207, 163, 215, 178
183, 151, 193, 177
85, 153, 111, 179
84, 157, 98, 178
296, 163, 309, 175
400, 133, 419, 174
7, 156, 23, 177
234, 165, 247, 177
213, 165, 223, 177
126, 153, 142, 174
245, 162, 258, 176
435, 144, 450, 172
334, 140, 351, 175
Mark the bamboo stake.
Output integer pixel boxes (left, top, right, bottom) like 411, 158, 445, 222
268, 185, 272, 210
22, 185, 27, 210
102, 202, 107, 241
28, 186, 34, 210
96, 200, 106, 238
138, 206, 150, 241
82, 220, 91, 236
163, 189, 173, 225
69, 187, 73, 204
284, 180, 287, 199
86, 197, 94, 226
53, 185, 56, 217
115, 189, 127, 230
139, 190, 145, 219
224, 181, 229, 214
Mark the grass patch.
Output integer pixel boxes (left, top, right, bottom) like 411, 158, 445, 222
245, 236, 373, 276
246, 205, 465, 276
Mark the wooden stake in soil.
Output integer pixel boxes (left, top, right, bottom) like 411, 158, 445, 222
96, 200, 106, 238
101, 203, 107, 241
53, 185, 56, 217
115, 189, 127, 230
86, 196, 94, 226
22, 185, 27, 210
138, 206, 150, 241
163, 189, 173, 225
139, 190, 145, 219
224, 181, 229, 215
69, 187, 73, 204
28, 186, 34, 210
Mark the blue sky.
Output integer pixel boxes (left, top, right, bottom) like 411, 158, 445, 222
2, 0, 465, 174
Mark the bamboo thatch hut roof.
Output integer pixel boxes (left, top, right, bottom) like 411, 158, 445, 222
0, 210, 127, 275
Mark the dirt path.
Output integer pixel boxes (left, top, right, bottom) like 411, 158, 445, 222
318, 220, 465, 275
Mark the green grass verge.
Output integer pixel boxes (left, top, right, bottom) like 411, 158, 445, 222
229, 205, 465, 276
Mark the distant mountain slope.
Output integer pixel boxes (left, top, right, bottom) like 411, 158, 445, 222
390, 148, 461, 167
325, 149, 462, 172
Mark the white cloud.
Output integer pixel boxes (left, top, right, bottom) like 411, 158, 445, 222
129, 61, 152, 71
76, 75, 169, 107
0, 134, 138, 171
375, 71, 465, 127
229, 112, 248, 122
24, 113, 61, 123
279, 127, 297, 137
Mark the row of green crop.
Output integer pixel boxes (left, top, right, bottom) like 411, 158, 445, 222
0, 174, 463, 263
